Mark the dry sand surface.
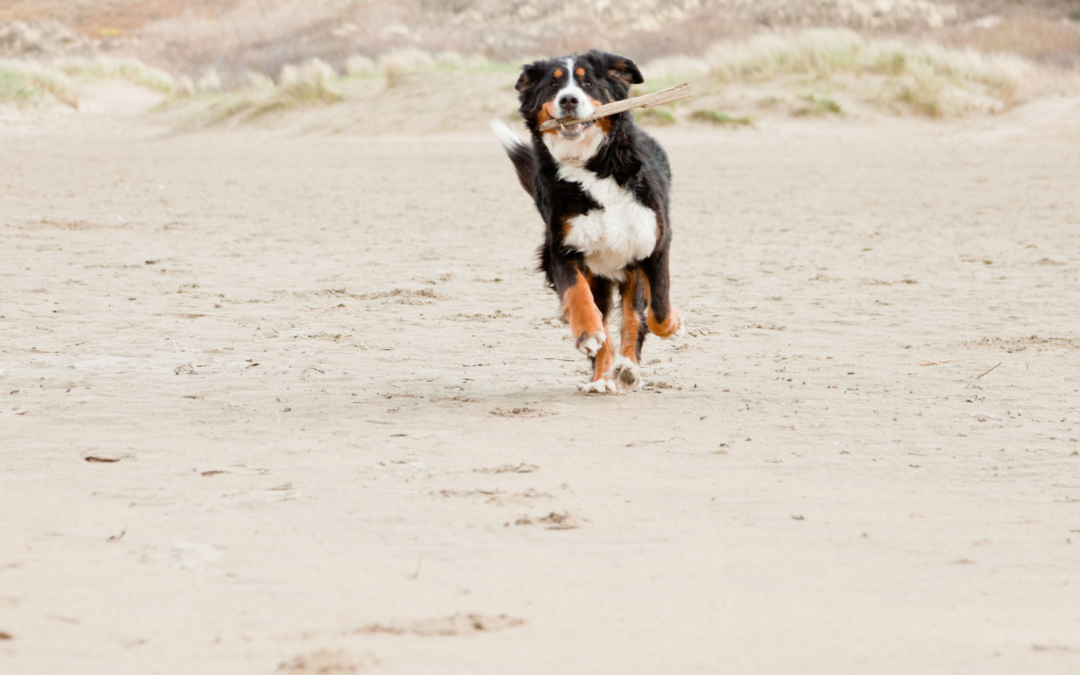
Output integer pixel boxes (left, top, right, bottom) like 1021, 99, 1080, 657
2, 89, 1080, 674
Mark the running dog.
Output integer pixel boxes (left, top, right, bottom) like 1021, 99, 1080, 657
491, 49, 683, 393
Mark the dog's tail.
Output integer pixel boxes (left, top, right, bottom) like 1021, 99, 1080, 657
490, 119, 533, 195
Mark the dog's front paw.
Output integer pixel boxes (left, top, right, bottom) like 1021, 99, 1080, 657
610, 356, 642, 392
580, 377, 618, 394
575, 330, 606, 357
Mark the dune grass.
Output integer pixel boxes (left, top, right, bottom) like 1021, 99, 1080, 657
161, 50, 525, 129
5, 29, 1048, 127
56, 57, 175, 93
164, 31, 1041, 131
701, 29, 1032, 117
0, 56, 175, 108
0, 60, 79, 107
164, 58, 348, 129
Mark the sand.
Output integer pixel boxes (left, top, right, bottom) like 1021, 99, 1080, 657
2, 89, 1080, 674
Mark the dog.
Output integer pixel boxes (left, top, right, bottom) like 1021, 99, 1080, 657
491, 49, 683, 393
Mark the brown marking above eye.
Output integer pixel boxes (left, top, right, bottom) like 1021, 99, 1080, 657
575, 68, 585, 77
554, 69, 563, 79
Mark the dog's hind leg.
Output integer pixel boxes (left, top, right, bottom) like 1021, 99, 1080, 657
641, 248, 684, 339
610, 270, 647, 391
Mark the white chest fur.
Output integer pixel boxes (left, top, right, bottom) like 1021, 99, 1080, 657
559, 165, 658, 280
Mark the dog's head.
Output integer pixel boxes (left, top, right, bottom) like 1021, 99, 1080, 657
515, 50, 643, 141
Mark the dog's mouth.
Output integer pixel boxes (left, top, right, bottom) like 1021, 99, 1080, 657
557, 121, 592, 139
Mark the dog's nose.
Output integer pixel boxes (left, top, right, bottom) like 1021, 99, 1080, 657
559, 93, 578, 110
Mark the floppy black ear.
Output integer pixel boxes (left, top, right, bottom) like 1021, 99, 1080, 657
515, 62, 544, 92
586, 49, 644, 87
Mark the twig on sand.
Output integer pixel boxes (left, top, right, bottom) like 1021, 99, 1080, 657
976, 362, 1003, 379
538, 83, 693, 131
627, 436, 688, 447
409, 556, 424, 580
158, 312, 239, 319
919, 359, 952, 366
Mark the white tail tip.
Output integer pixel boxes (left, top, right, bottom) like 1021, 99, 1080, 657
490, 119, 525, 150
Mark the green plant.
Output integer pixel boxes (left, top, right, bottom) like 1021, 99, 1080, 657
690, 109, 755, 126
634, 107, 676, 125
0, 67, 36, 103
793, 93, 843, 116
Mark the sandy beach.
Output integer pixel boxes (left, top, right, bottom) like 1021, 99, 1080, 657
2, 89, 1080, 673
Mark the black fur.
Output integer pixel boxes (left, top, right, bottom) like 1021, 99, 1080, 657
503, 140, 534, 194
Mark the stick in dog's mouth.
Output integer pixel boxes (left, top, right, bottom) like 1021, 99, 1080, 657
538, 83, 693, 133
557, 121, 592, 138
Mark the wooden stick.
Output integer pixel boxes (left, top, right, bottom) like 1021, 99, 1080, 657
975, 362, 1002, 379
538, 82, 693, 132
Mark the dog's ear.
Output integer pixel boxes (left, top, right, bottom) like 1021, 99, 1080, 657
586, 50, 643, 87
515, 62, 544, 92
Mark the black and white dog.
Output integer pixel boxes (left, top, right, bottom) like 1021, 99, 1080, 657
491, 49, 683, 393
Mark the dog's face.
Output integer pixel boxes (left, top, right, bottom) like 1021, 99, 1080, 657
516, 50, 643, 142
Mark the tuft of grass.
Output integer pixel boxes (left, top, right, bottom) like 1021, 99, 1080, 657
277, 59, 341, 104
379, 48, 436, 87
891, 62, 947, 117
1, 56, 178, 109
793, 93, 843, 117
174, 75, 196, 98
634, 107, 677, 125
245, 71, 275, 91
344, 54, 377, 77
690, 109, 755, 126
706, 30, 866, 82
0, 60, 79, 107
164, 57, 346, 129
0, 66, 39, 104
56, 56, 174, 93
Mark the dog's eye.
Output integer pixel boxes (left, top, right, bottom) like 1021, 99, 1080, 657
582, 80, 593, 88
550, 80, 560, 88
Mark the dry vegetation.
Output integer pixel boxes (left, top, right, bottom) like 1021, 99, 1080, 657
1, 1, 1079, 126
669, 29, 1034, 117
152, 28, 1044, 130
0, 56, 173, 108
